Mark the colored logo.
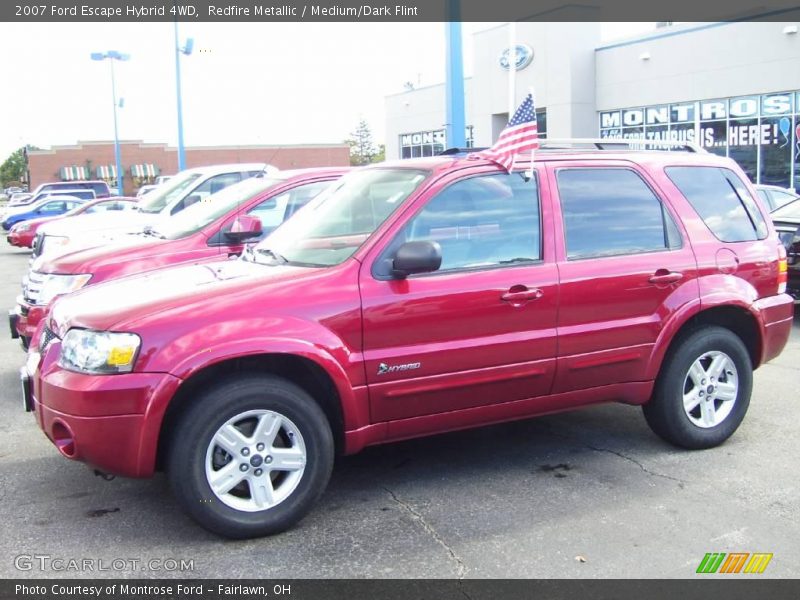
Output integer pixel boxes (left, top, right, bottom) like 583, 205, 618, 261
499, 44, 534, 71
696, 552, 773, 574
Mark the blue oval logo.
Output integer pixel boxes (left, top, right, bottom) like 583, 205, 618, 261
499, 44, 534, 71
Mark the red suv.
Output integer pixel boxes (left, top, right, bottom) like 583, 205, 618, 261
25, 145, 793, 539
10, 169, 345, 348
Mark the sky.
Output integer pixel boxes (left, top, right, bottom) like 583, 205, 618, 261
0, 22, 654, 161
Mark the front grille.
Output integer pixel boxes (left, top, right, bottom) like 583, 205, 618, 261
39, 326, 58, 353
22, 271, 46, 306
31, 232, 43, 257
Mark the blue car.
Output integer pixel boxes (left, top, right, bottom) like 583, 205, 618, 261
1, 195, 90, 231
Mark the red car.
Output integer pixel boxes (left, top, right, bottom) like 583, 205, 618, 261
10, 168, 345, 348
6, 197, 138, 249
25, 146, 793, 539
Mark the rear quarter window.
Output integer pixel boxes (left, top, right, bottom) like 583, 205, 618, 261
666, 167, 768, 242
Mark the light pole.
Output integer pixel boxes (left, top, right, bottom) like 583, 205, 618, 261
173, 18, 194, 172
91, 50, 129, 196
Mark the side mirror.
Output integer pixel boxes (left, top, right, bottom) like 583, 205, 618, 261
225, 215, 263, 243
392, 240, 442, 279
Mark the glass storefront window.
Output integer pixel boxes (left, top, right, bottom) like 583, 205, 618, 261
600, 91, 800, 189
760, 115, 793, 186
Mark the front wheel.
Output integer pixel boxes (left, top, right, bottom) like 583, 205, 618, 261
643, 326, 753, 449
166, 375, 334, 539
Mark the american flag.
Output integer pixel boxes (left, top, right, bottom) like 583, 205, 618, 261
471, 93, 539, 172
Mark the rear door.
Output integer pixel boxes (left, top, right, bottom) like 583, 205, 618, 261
548, 162, 699, 393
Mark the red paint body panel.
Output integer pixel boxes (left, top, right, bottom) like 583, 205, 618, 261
29, 153, 795, 477
15, 171, 345, 339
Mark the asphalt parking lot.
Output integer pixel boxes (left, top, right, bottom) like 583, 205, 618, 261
0, 243, 798, 579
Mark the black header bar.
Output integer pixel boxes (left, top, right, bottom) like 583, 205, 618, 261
3, 0, 800, 22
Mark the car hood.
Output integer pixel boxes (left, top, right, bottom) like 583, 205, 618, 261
36, 234, 168, 274
50, 259, 312, 335
38, 211, 153, 236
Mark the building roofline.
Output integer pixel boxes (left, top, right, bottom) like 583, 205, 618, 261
28, 141, 349, 155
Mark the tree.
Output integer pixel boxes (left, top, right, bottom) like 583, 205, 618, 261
345, 119, 381, 166
0, 145, 39, 188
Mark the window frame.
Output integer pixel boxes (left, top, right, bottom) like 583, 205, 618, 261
372, 171, 544, 280
554, 166, 684, 262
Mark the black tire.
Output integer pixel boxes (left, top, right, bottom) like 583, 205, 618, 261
166, 374, 334, 539
643, 326, 753, 449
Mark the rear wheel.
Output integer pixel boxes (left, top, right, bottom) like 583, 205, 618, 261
643, 326, 753, 449
166, 374, 334, 539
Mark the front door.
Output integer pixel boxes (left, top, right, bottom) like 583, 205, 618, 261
359, 169, 559, 422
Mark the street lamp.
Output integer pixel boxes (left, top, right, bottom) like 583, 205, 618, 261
173, 19, 194, 172
90, 50, 129, 196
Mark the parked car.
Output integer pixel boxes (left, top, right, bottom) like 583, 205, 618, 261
34, 163, 277, 260
755, 184, 799, 212
10, 169, 344, 347
1, 195, 92, 231
770, 198, 800, 301
6, 197, 138, 249
3, 188, 98, 215
24, 144, 792, 539
9, 192, 32, 205
8, 181, 110, 207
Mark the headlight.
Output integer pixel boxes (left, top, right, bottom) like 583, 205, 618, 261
41, 235, 70, 256
38, 273, 92, 305
14, 222, 30, 232
59, 329, 141, 374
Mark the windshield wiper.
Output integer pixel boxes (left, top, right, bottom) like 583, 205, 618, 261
255, 248, 289, 265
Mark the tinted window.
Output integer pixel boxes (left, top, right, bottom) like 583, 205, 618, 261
667, 167, 768, 242
396, 173, 540, 272
248, 181, 331, 230
557, 169, 680, 259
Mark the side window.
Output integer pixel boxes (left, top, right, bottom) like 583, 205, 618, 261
41, 202, 64, 212
557, 168, 680, 260
389, 173, 541, 273
193, 173, 242, 197
772, 190, 797, 210
756, 188, 773, 210
666, 166, 768, 242
248, 192, 291, 229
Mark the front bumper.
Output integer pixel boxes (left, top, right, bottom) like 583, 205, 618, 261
30, 345, 182, 478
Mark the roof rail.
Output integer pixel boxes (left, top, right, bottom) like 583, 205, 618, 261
534, 138, 706, 154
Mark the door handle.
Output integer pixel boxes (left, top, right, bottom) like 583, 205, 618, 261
501, 286, 543, 304
648, 270, 683, 285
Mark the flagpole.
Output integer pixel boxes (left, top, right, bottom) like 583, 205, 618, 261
507, 22, 516, 118
528, 86, 536, 180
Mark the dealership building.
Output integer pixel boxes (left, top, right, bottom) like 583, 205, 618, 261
385, 21, 800, 190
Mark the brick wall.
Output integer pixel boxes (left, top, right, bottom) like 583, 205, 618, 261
28, 140, 351, 195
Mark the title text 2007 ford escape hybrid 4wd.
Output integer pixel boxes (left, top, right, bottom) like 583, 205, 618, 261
25, 142, 794, 538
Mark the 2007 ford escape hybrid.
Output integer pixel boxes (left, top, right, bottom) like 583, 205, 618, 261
24, 142, 794, 538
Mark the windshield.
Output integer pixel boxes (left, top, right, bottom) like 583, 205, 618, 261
772, 197, 800, 220
137, 171, 203, 214
153, 177, 283, 240
251, 168, 428, 267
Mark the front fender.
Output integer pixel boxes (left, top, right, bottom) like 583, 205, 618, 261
137, 315, 367, 434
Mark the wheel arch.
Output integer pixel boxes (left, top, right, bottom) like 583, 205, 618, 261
648, 303, 762, 383
152, 351, 354, 471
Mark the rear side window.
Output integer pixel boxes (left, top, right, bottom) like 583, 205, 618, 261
557, 168, 681, 260
666, 167, 768, 242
